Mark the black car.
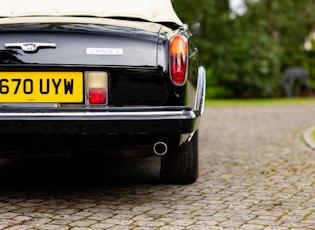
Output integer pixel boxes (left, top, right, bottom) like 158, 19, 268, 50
0, 0, 206, 184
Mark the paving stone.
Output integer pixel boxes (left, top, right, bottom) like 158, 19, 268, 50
0, 105, 315, 229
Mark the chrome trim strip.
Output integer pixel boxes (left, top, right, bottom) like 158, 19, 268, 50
0, 110, 194, 118
194, 66, 206, 115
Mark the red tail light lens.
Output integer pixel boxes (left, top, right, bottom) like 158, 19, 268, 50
88, 89, 106, 104
169, 34, 188, 86
85, 72, 108, 105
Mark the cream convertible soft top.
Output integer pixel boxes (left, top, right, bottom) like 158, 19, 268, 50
0, 0, 183, 26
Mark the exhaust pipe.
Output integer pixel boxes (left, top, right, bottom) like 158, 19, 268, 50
153, 142, 168, 156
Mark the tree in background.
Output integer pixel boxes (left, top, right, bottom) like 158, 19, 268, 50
246, 0, 315, 66
172, 0, 315, 98
245, 0, 315, 93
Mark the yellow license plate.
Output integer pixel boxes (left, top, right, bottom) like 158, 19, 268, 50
0, 72, 83, 102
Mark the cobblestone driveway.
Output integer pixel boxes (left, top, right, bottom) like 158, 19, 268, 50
1, 104, 315, 229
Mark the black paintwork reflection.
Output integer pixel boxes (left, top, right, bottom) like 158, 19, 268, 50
0, 50, 24, 64
109, 69, 169, 105
0, 22, 197, 107
0, 23, 160, 42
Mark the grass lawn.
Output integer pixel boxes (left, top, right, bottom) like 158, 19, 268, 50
206, 98, 315, 107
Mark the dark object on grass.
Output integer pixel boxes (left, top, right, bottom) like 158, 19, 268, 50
282, 66, 313, 97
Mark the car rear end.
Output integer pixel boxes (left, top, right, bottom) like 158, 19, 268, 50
0, 19, 201, 157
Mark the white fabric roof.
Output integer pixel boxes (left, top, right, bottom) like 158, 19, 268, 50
0, 0, 183, 26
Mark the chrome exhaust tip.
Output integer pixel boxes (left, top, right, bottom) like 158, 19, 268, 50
153, 142, 168, 156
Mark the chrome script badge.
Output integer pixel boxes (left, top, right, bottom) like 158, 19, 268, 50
4, 43, 56, 53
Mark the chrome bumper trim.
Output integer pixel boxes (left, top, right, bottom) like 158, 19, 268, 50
0, 110, 196, 120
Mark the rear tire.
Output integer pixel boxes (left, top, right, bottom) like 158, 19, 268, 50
160, 131, 198, 184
